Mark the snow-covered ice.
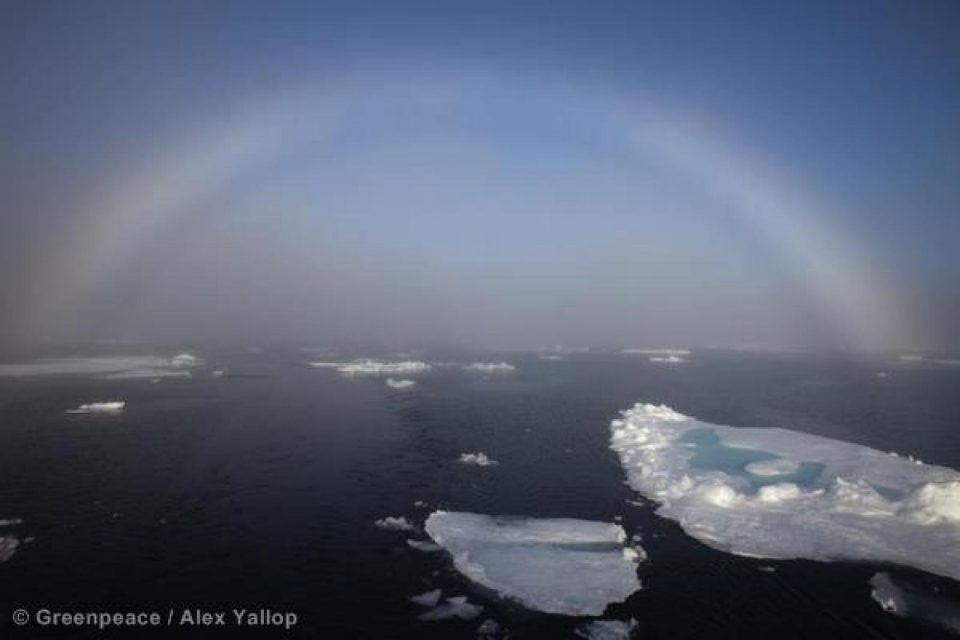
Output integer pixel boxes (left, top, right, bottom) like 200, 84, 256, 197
385, 378, 416, 389
424, 511, 643, 616
407, 539, 442, 552
464, 362, 516, 374
66, 401, 126, 415
610, 403, 960, 580
374, 516, 416, 532
575, 619, 637, 640
459, 452, 499, 467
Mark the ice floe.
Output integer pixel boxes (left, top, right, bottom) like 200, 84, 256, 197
459, 452, 499, 467
66, 401, 125, 415
870, 573, 960, 633
425, 511, 642, 616
476, 618, 501, 637
374, 516, 416, 532
648, 355, 686, 364
575, 619, 637, 640
0, 354, 199, 378
610, 403, 960, 580
464, 362, 516, 374
309, 360, 431, 376
622, 348, 690, 356
385, 378, 416, 389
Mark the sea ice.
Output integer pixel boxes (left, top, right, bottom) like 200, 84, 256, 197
385, 378, 416, 389
0, 519, 20, 562
459, 452, 499, 467
66, 401, 125, 415
407, 539, 442, 552
622, 348, 690, 356
610, 403, 960, 580
0, 355, 194, 378
374, 516, 416, 532
648, 355, 686, 364
575, 619, 637, 640
425, 511, 642, 616
464, 362, 516, 373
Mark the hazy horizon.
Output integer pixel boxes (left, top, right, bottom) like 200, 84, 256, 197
4, 1, 959, 353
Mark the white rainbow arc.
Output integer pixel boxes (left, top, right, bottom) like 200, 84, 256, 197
19, 73, 905, 349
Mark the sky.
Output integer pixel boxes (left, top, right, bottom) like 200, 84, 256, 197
2, 1, 959, 352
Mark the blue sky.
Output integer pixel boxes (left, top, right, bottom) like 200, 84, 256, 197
3, 1, 958, 349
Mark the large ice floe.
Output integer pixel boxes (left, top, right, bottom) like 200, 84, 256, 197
610, 404, 960, 580
424, 511, 642, 616
0, 354, 201, 378
309, 360, 430, 376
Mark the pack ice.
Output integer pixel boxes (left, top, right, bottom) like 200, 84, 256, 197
610, 404, 960, 580
424, 511, 642, 616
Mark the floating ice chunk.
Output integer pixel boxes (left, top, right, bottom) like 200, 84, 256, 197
410, 589, 443, 608
459, 452, 499, 467
407, 539, 442, 552
476, 618, 501, 636
870, 573, 960, 634
649, 355, 686, 364
418, 596, 483, 622
386, 378, 416, 389
464, 362, 516, 373
374, 516, 416, 532
425, 511, 642, 616
575, 619, 637, 640
0, 518, 21, 562
539, 355, 566, 361
310, 360, 431, 376
610, 403, 960, 580
211, 369, 226, 378
66, 401, 125, 415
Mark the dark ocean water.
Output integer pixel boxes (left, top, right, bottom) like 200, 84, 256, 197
0, 348, 958, 639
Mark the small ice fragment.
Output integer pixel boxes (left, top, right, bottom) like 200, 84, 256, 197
374, 516, 416, 532
386, 378, 416, 389
459, 452, 499, 467
66, 401, 125, 415
476, 618, 500, 636
171, 353, 201, 368
418, 596, 483, 622
649, 355, 686, 364
575, 619, 637, 640
0, 537, 19, 562
407, 539, 442, 552
756, 565, 777, 573
410, 589, 443, 608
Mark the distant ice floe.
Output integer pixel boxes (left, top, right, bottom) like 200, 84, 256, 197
610, 403, 960, 580
407, 539, 442, 552
66, 401, 125, 415
459, 452, 499, 467
539, 355, 566, 361
385, 378, 416, 389
575, 619, 637, 640
309, 360, 431, 376
870, 573, 960, 634
0, 354, 202, 378
464, 362, 516, 373
416, 595, 484, 622
374, 516, 417, 532
425, 511, 643, 616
